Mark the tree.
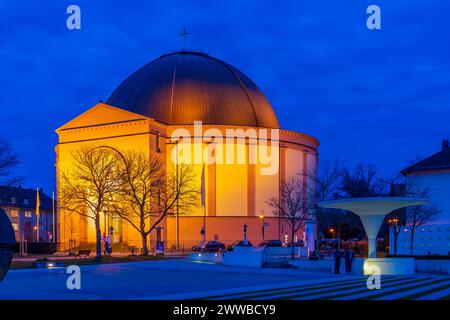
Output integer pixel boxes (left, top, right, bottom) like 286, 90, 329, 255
340, 163, 382, 198
405, 178, 441, 255
267, 176, 315, 259
0, 137, 22, 185
113, 151, 198, 255
59, 145, 123, 258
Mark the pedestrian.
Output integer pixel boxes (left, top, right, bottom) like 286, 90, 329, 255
345, 248, 355, 273
102, 233, 108, 256
106, 234, 112, 255
333, 248, 342, 274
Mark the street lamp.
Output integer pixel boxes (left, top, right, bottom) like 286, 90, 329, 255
166, 139, 180, 250
329, 227, 335, 239
388, 217, 400, 255
259, 210, 265, 241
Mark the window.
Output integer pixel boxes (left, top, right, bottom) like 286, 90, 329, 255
25, 211, 32, 218
23, 199, 29, 205
10, 210, 19, 218
12, 223, 19, 232
11, 197, 16, 204
156, 132, 161, 153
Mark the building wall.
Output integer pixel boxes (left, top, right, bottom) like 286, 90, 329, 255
407, 171, 450, 224
392, 224, 450, 255
1, 206, 53, 242
56, 104, 320, 251
389, 170, 450, 255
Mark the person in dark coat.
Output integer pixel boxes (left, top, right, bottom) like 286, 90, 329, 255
333, 249, 342, 274
344, 248, 355, 273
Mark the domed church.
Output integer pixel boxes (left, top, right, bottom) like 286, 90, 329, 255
56, 51, 319, 251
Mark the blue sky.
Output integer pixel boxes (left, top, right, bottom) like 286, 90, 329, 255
1, 0, 449, 193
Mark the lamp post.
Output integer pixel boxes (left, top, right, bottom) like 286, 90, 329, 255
259, 210, 265, 241
167, 139, 180, 250
388, 217, 400, 255
329, 227, 335, 239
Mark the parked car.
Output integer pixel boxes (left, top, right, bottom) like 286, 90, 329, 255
258, 240, 282, 247
192, 241, 226, 252
287, 240, 305, 247
227, 240, 253, 251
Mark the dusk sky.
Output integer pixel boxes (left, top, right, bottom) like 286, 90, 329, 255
1, 0, 449, 193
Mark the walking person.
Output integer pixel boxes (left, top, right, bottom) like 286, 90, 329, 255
103, 233, 110, 256
106, 234, 112, 255
345, 248, 355, 273
333, 248, 342, 274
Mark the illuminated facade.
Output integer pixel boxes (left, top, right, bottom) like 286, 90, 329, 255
55, 51, 319, 251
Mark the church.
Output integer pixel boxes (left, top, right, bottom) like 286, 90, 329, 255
55, 51, 319, 252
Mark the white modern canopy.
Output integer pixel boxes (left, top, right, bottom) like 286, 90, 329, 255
318, 197, 429, 258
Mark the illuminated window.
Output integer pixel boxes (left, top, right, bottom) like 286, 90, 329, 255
23, 199, 29, 205
155, 132, 161, 153
11, 197, 16, 204
12, 223, 19, 231
25, 211, 32, 218
10, 210, 19, 218
420, 228, 425, 232
403, 228, 408, 233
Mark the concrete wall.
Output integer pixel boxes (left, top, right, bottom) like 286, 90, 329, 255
289, 258, 364, 274
415, 259, 450, 275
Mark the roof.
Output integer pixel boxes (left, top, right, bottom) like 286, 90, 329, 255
107, 51, 280, 128
401, 139, 450, 175
0, 186, 53, 211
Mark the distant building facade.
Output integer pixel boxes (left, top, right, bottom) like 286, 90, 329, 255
391, 139, 450, 255
0, 186, 55, 242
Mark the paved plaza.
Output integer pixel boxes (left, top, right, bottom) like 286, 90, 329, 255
0, 259, 449, 300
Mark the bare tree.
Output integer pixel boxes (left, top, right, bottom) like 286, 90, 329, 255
341, 163, 382, 198
311, 160, 343, 202
0, 137, 22, 185
113, 151, 199, 255
405, 178, 441, 255
268, 176, 315, 259
59, 145, 123, 258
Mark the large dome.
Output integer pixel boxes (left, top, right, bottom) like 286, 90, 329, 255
107, 51, 279, 128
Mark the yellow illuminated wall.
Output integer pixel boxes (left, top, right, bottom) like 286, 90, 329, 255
56, 103, 319, 250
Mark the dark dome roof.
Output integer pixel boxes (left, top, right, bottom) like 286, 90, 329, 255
107, 51, 279, 128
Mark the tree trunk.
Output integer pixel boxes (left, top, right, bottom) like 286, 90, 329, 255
410, 228, 415, 255
394, 231, 398, 255
141, 232, 148, 256
95, 214, 102, 258
291, 227, 295, 260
